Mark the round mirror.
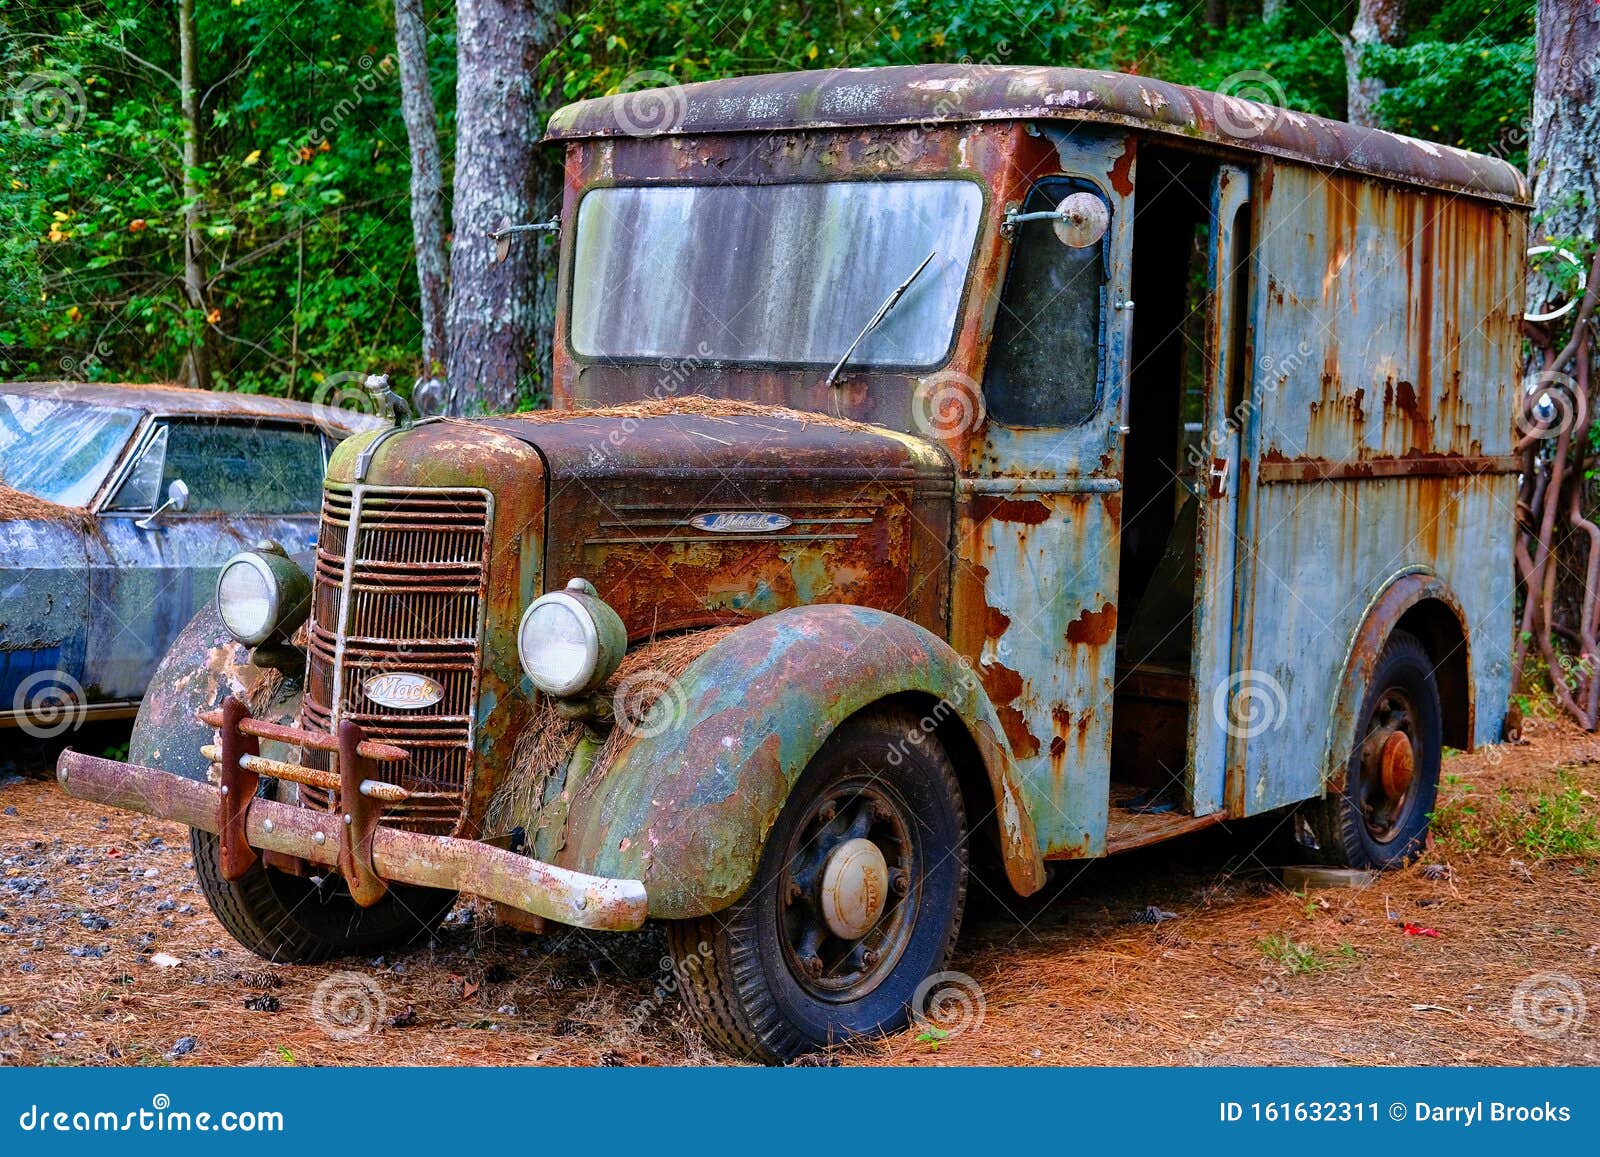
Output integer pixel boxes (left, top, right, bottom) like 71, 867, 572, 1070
1052, 192, 1110, 249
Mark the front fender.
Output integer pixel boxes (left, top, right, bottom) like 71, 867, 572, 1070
557, 604, 1046, 919
129, 564, 308, 781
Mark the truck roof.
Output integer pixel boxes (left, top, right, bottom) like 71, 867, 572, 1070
545, 64, 1527, 206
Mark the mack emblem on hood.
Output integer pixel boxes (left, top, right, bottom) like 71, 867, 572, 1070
363, 672, 445, 710
690, 511, 794, 534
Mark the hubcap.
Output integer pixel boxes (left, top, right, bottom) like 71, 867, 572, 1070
1357, 688, 1418, 841
820, 838, 889, 940
777, 779, 917, 1002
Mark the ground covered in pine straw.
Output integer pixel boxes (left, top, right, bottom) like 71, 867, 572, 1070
2, 716, 1595, 1067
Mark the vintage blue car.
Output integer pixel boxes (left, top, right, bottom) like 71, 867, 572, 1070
0, 380, 378, 737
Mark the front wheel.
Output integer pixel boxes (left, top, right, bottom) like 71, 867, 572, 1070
1302, 629, 1442, 868
668, 706, 968, 1063
192, 828, 456, 963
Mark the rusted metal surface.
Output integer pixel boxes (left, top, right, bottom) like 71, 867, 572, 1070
1257, 454, 1524, 483
56, 746, 649, 930
545, 64, 1527, 205
215, 695, 261, 880
558, 604, 1044, 919
0, 380, 383, 429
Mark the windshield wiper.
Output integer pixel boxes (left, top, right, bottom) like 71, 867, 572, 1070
824, 250, 938, 388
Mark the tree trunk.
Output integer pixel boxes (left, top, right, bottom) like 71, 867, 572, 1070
1340, 0, 1405, 128
1262, 0, 1284, 22
177, 0, 210, 390
394, 0, 449, 388
1205, 0, 1227, 31
1528, 1, 1599, 312
445, 0, 562, 414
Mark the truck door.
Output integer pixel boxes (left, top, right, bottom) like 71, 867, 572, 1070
957, 126, 1135, 859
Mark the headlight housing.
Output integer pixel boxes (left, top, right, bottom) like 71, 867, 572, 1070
517, 577, 626, 698
216, 544, 311, 647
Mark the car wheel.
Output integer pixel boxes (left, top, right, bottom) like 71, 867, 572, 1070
191, 827, 456, 963
1302, 629, 1442, 869
667, 706, 968, 1063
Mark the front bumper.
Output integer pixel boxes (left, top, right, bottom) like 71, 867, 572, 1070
54, 696, 648, 932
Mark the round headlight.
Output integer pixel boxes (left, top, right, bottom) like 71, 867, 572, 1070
518, 578, 626, 698
216, 545, 310, 646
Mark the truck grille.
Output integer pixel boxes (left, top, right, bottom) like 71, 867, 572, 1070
300, 482, 493, 834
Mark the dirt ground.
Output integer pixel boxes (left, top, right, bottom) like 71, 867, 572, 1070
1, 717, 1595, 1067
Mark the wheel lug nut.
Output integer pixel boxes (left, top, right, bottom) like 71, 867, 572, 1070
818, 803, 837, 823
862, 949, 879, 967
785, 881, 803, 905
892, 871, 910, 896
871, 802, 893, 822
802, 954, 823, 977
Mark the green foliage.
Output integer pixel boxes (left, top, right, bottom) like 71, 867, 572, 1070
0, 1, 1538, 398
1433, 769, 1600, 861
1259, 934, 1358, 975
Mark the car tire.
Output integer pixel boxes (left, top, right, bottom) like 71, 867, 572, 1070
667, 706, 968, 1063
191, 827, 456, 963
1301, 629, 1442, 869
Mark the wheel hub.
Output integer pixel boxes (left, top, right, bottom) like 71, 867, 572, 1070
1379, 730, 1415, 800
819, 837, 889, 940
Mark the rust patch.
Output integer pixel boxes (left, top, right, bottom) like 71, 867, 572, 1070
1064, 602, 1118, 646
980, 660, 1024, 705
985, 605, 1012, 637
995, 704, 1041, 759
971, 495, 1050, 525
1109, 136, 1136, 196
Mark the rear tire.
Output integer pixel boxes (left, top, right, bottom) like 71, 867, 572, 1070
668, 706, 968, 1063
1301, 629, 1442, 869
191, 827, 456, 963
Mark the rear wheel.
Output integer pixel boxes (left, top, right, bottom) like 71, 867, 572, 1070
1301, 630, 1441, 868
191, 827, 456, 963
668, 707, 968, 1063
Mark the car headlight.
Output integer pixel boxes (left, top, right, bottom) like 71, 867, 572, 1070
517, 577, 626, 698
216, 544, 310, 646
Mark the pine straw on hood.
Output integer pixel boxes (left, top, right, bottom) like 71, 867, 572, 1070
491, 394, 885, 436
0, 484, 91, 529
486, 626, 739, 841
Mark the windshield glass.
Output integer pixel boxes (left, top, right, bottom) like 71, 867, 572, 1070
0, 394, 141, 506
570, 179, 983, 368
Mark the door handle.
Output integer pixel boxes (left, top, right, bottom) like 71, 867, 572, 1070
1207, 457, 1230, 499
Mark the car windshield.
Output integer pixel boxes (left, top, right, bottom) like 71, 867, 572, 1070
0, 393, 141, 506
570, 179, 983, 368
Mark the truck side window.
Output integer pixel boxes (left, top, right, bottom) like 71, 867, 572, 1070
984, 178, 1107, 427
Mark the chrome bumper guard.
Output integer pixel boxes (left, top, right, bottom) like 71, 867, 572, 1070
54, 695, 647, 932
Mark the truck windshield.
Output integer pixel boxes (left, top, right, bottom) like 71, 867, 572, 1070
0, 393, 141, 507
570, 179, 983, 369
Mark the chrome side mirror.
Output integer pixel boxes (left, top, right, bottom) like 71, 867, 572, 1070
136, 478, 189, 529
1002, 191, 1110, 248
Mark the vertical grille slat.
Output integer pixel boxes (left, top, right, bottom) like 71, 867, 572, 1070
302, 482, 492, 834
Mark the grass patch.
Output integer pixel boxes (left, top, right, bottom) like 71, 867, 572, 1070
1432, 770, 1600, 861
1259, 934, 1358, 975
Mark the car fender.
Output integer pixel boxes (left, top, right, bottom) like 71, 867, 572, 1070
1321, 568, 1471, 795
556, 603, 1047, 920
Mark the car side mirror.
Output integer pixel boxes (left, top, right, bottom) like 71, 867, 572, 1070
135, 478, 190, 529
1002, 191, 1110, 248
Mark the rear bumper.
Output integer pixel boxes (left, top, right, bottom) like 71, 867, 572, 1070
54, 705, 648, 933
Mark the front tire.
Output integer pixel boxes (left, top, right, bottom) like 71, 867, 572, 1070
1302, 629, 1442, 868
192, 828, 456, 963
668, 706, 968, 1063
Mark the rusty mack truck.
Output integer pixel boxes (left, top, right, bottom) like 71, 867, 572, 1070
56, 64, 1528, 1062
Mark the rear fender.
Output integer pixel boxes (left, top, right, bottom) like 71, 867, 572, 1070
557, 604, 1046, 919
